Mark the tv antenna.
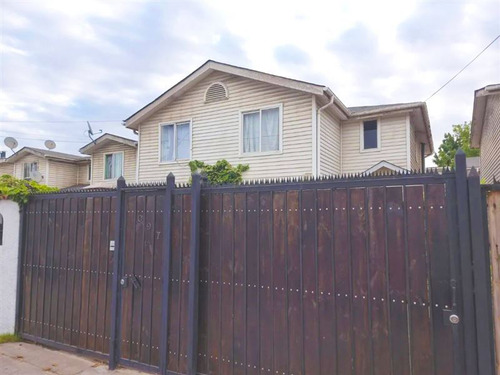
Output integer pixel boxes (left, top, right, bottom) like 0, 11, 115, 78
44, 140, 56, 150
4, 137, 18, 153
85, 121, 102, 144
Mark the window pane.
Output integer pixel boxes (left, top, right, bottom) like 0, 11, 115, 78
363, 120, 378, 149
113, 153, 123, 178
176, 122, 190, 159
161, 125, 174, 161
105, 154, 113, 179
261, 107, 279, 151
243, 112, 260, 153
24, 163, 29, 178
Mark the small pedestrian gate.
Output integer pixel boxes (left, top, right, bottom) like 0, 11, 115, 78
17, 152, 494, 375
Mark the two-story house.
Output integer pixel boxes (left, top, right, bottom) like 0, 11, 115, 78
124, 60, 433, 183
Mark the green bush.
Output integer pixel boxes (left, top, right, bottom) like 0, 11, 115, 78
188, 160, 249, 185
0, 175, 58, 204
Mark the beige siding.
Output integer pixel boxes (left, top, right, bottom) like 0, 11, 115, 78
91, 143, 137, 184
319, 109, 341, 175
137, 71, 313, 183
46, 160, 79, 188
12, 155, 47, 183
0, 162, 14, 176
77, 163, 91, 185
341, 114, 408, 174
480, 94, 500, 183
410, 126, 422, 171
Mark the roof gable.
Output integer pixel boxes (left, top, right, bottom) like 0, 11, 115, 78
6, 147, 88, 164
79, 133, 137, 155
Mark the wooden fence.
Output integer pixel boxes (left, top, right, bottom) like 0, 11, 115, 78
17, 152, 495, 375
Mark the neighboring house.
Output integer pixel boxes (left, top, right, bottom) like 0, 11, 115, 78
471, 84, 500, 183
79, 133, 137, 187
0, 147, 90, 188
123, 60, 433, 183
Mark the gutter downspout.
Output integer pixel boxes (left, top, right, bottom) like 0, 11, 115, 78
316, 94, 335, 176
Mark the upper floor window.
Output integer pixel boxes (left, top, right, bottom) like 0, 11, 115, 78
242, 105, 281, 154
23, 162, 38, 179
160, 121, 191, 162
104, 152, 123, 180
362, 119, 379, 150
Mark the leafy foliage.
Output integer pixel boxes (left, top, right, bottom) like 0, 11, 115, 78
188, 160, 249, 184
0, 175, 59, 204
433, 122, 480, 167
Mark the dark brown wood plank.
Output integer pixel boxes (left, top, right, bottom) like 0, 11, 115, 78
367, 187, 391, 375
178, 193, 191, 373
286, 190, 303, 375
36, 199, 49, 338
259, 191, 273, 374
197, 193, 210, 373
301, 189, 320, 375
52, 199, 64, 343
45, 199, 56, 340
88, 197, 101, 351
220, 193, 234, 375
317, 189, 336, 375
167, 193, 182, 372
30, 200, 43, 337
62, 198, 76, 345
386, 186, 410, 375
406, 185, 433, 375
333, 189, 352, 375
272, 191, 287, 375
232, 192, 246, 375
71, 198, 86, 347
245, 192, 259, 375
22, 201, 35, 335
426, 183, 453, 375
79, 197, 94, 349
131, 195, 146, 361
150, 194, 163, 366
121, 195, 136, 360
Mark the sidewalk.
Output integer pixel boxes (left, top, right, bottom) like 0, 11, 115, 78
0, 342, 146, 374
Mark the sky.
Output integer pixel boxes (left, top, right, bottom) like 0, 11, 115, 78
1, 0, 499, 165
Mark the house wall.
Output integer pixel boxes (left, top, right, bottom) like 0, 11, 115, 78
77, 163, 91, 185
46, 160, 79, 188
12, 155, 47, 184
91, 143, 137, 184
410, 126, 422, 171
480, 94, 500, 184
0, 200, 20, 334
0, 162, 14, 176
137, 71, 313, 183
319, 108, 341, 175
341, 114, 409, 174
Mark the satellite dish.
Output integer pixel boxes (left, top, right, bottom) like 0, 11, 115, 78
31, 170, 43, 183
4, 137, 18, 152
44, 140, 56, 150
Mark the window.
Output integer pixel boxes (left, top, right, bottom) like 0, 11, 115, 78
160, 121, 191, 162
104, 153, 123, 180
362, 120, 378, 150
88, 164, 92, 180
23, 162, 38, 179
242, 106, 281, 153
0, 214, 3, 246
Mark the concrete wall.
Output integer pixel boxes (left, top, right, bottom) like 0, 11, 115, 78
0, 200, 20, 334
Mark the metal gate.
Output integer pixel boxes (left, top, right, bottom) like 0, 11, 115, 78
17, 151, 495, 374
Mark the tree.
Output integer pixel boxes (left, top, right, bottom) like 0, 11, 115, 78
433, 122, 479, 167
188, 159, 249, 184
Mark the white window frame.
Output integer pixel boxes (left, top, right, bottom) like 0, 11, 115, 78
103, 151, 124, 180
239, 103, 283, 156
23, 161, 38, 179
158, 119, 192, 164
360, 118, 381, 152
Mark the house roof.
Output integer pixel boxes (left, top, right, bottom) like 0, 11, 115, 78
363, 160, 407, 174
79, 133, 138, 155
5, 147, 89, 164
123, 60, 350, 129
471, 83, 500, 148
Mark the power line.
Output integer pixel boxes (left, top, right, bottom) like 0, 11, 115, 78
425, 34, 500, 102
0, 134, 88, 143
0, 119, 122, 123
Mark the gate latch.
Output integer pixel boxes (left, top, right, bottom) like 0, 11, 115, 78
443, 309, 460, 325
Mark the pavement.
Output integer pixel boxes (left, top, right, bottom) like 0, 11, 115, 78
0, 342, 147, 374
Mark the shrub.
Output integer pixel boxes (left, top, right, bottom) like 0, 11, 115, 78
188, 160, 249, 185
0, 175, 59, 205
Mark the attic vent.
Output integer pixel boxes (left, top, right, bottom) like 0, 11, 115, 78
204, 82, 228, 103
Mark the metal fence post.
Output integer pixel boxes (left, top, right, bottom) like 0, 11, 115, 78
455, 150, 479, 374
14, 204, 26, 335
160, 173, 175, 375
109, 176, 126, 370
187, 173, 202, 375
467, 167, 495, 374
